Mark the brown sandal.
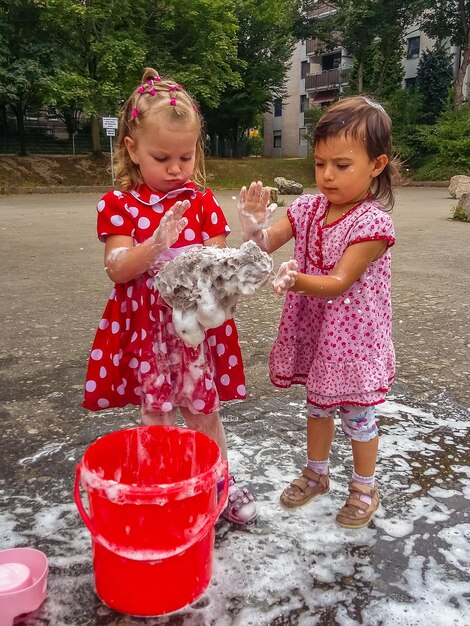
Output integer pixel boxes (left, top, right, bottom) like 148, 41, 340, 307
336, 481, 380, 529
280, 466, 330, 509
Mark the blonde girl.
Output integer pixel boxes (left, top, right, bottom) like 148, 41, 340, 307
83, 68, 256, 525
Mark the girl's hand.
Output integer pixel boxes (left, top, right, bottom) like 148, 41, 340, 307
238, 181, 277, 247
152, 200, 190, 250
273, 259, 298, 295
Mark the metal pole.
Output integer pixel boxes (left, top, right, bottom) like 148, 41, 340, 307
110, 135, 115, 187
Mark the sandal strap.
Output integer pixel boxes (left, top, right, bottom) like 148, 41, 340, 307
345, 496, 370, 511
349, 481, 376, 496
290, 467, 322, 491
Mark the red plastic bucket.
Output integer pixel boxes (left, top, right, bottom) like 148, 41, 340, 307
74, 425, 228, 616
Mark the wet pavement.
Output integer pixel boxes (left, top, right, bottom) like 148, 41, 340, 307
0, 187, 469, 625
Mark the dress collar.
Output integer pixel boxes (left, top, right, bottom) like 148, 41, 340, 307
130, 181, 198, 206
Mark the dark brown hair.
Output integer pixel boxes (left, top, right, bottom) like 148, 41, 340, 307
314, 95, 400, 209
114, 67, 205, 191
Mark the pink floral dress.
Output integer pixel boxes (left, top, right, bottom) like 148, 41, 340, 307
83, 182, 246, 415
269, 194, 396, 409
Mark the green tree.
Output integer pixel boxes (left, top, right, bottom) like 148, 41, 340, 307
416, 43, 454, 123
0, 1, 56, 155
297, 1, 421, 94
420, 1, 470, 110
203, 0, 298, 151
143, 0, 241, 109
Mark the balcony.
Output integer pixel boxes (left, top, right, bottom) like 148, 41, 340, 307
305, 67, 351, 92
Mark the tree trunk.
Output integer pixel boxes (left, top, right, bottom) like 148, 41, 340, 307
15, 106, 27, 156
357, 59, 364, 93
90, 115, 101, 157
455, 40, 470, 111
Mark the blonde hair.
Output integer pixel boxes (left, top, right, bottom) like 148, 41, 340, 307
114, 67, 205, 191
314, 95, 400, 209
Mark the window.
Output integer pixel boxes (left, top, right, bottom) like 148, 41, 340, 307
273, 98, 282, 117
322, 52, 341, 71
407, 36, 420, 60
273, 130, 282, 148
301, 61, 309, 79
300, 95, 309, 113
405, 77, 417, 90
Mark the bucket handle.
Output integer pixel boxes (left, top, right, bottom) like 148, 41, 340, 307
74, 460, 228, 562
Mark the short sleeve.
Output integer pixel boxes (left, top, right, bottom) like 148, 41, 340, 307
287, 194, 323, 237
348, 208, 395, 249
96, 190, 136, 243
199, 189, 230, 242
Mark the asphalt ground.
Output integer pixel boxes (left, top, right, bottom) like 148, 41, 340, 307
0, 187, 469, 625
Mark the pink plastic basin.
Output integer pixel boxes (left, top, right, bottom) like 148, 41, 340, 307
0, 548, 48, 626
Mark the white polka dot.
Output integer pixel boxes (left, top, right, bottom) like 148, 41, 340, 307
145, 393, 153, 404
225, 325, 233, 337
129, 358, 139, 369
220, 374, 230, 386
97, 200, 105, 212
149, 194, 161, 205
161, 342, 168, 354
112, 354, 120, 366
156, 374, 165, 386
216, 343, 226, 356
117, 384, 125, 395
132, 300, 139, 312
97, 398, 110, 408
140, 361, 151, 373
113, 190, 124, 199
109, 289, 116, 300
208, 336, 217, 347
111, 322, 120, 334
130, 331, 138, 343
138, 216, 151, 229
100, 366, 107, 378
146, 278, 154, 289
141, 329, 147, 340
127, 286, 133, 297
211, 212, 218, 225
91, 349, 103, 360
85, 380, 96, 392
152, 203, 164, 213
202, 231, 209, 241
134, 386, 142, 396
228, 355, 238, 367
150, 294, 156, 305
125, 319, 131, 331
162, 401, 173, 412
237, 384, 246, 395
126, 205, 139, 218
99, 318, 109, 330
111, 215, 124, 227
205, 378, 213, 390
184, 229, 196, 241
193, 399, 205, 411
120, 302, 127, 313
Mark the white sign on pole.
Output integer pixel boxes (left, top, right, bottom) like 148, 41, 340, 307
102, 117, 119, 129
106, 128, 116, 136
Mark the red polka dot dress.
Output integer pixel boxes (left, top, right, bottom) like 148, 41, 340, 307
269, 194, 396, 409
83, 182, 246, 414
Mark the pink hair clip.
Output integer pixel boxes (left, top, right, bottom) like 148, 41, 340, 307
132, 107, 139, 118
148, 88, 156, 96
169, 97, 177, 106
137, 85, 145, 93
168, 85, 176, 91
146, 79, 154, 85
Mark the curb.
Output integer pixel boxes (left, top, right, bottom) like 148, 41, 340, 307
0, 181, 451, 196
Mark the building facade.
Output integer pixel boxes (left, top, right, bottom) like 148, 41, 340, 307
264, 17, 468, 158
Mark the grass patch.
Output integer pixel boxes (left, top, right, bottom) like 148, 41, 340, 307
206, 157, 315, 189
